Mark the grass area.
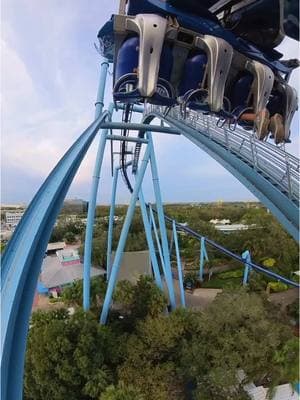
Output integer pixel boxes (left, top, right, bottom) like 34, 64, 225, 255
201, 269, 244, 289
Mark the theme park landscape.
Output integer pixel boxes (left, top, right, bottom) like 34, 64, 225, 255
2, 201, 297, 399
2, 0, 300, 399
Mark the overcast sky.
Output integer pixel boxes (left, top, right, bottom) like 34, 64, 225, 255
1, 0, 299, 205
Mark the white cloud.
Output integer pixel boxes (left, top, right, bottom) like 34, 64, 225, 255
1, 1, 299, 205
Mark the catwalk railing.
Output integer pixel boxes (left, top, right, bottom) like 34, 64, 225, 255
149, 105, 300, 205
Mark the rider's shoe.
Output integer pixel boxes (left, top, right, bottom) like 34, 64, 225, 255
254, 109, 270, 140
269, 113, 284, 144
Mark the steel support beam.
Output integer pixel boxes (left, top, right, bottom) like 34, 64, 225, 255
83, 59, 110, 311
117, 103, 144, 113
99, 122, 180, 135
106, 134, 148, 143
100, 145, 151, 324
138, 189, 163, 290
149, 204, 166, 277
94, 59, 109, 118
106, 167, 120, 281
150, 110, 299, 240
172, 220, 186, 307
147, 133, 176, 309
199, 237, 209, 282
1, 111, 108, 400
107, 161, 132, 280
242, 250, 252, 286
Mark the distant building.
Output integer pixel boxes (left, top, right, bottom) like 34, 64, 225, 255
39, 250, 105, 294
5, 212, 24, 227
46, 242, 66, 255
0, 230, 13, 241
62, 198, 88, 214
214, 224, 254, 233
112, 250, 151, 284
56, 248, 80, 266
102, 216, 123, 223
239, 370, 298, 400
210, 219, 231, 225
1, 203, 26, 209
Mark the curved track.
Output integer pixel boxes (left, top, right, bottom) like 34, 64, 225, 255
1, 112, 109, 400
1, 105, 299, 399
141, 105, 299, 240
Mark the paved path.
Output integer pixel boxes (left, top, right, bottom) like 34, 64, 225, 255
164, 280, 222, 310
268, 288, 299, 310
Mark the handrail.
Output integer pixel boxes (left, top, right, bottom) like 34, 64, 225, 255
148, 105, 300, 204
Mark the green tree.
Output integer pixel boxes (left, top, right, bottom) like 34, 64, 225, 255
49, 225, 65, 242
100, 382, 144, 400
117, 309, 197, 399
62, 276, 107, 310
286, 299, 299, 324
120, 276, 168, 321
179, 289, 299, 399
111, 276, 168, 333
113, 280, 135, 310
24, 309, 118, 400
0, 242, 6, 253
64, 231, 76, 244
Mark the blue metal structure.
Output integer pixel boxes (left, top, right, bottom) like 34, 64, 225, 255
99, 145, 152, 324
242, 250, 252, 286
1, 110, 109, 400
138, 189, 164, 290
1, 1, 300, 397
172, 220, 186, 307
199, 236, 209, 282
146, 105, 299, 240
106, 164, 121, 281
1, 69, 299, 400
157, 210, 299, 288
149, 203, 166, 277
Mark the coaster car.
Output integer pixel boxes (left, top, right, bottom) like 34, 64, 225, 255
97, 0, 299, 142
113, 15, 176, 106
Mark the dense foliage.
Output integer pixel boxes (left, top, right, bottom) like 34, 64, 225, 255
49, 217, 85, 243
25, 278, 299, 400
24, 309, 119, 400
77, 204, 298, 288
62, 276, 107, 311
82, 212, 148, 268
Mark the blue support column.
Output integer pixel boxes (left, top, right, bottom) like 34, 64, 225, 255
94, 59, 109, 119
106, 166, 119, 281
83, 105, 113, 310
149, 204, 166, 277
100, 145, 151, 324
172, 220, 186, 307
1, 111, 108, 400
242, 250, 252, 286
83, 59, 111, 310
199, 237, 209, 282
147, 133, 176, 309
138, 190, 163, 290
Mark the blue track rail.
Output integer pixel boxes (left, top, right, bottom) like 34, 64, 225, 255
150, 206, 299, 288
1, 72, 299, 400
144, 106, 299, 240
1, 111, 108, 400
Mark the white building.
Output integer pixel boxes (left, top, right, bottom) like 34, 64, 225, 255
210, 219, 231, 225
5, 212, 24, 227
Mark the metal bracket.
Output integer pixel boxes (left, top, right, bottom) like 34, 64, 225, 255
126, 14, 168, 97
195, 35, 233, 112
278, 83, 298, 142
245, 60, 274, 114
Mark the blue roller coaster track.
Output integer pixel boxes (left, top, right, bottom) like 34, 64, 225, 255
1, 1, 300, 398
